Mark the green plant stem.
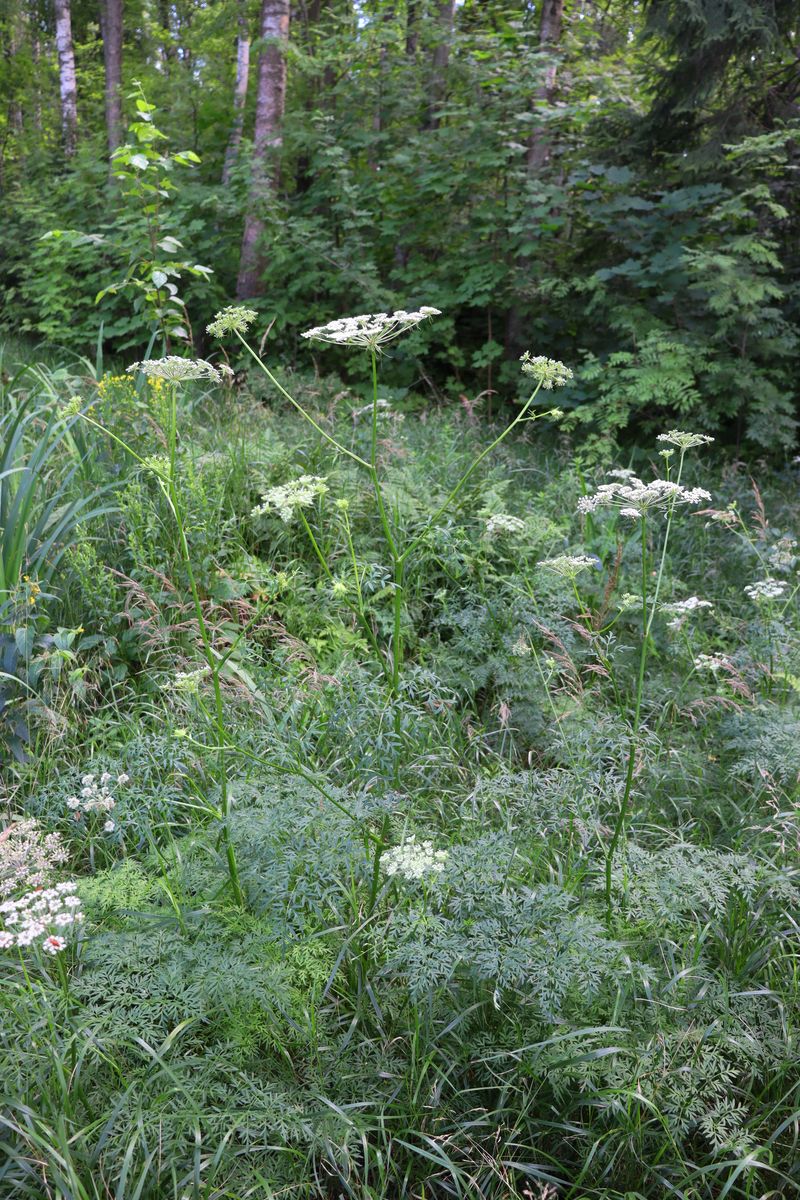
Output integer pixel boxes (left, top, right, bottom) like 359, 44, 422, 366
235, 332, 370, 469
398, 381, 545, 565
604, 462, 685, 916
74, 401, 244, 907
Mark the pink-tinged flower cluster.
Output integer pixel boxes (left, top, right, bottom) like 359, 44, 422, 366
0, 818, 68, 899
577, 476, 711, 519
0, 882, 83, 953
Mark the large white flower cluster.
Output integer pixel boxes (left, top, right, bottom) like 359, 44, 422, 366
206, 306, 258, 337
301, 307, 441, 349
0, 882, 84, 953
251, 475, 329, 523
484, 513, 525, 539
381, 835, 448, 881
537, 554, 598, 579
127, 356, 233, 383
0, 818, 67, 899
656, 430, 715, 450
744, 579, 787, 602
577, 477, 711, 519
519, 353, 573, 389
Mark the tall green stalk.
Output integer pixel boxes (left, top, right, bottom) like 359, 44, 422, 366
604, 449, 687, 915
69, 392, 244, 908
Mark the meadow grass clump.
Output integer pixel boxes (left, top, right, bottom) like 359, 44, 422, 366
0, 322, 799, 1199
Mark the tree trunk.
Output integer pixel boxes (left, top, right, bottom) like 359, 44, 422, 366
505, 0, 565, 356
406, 0, 418, 58
54, 0, 78, 155
527, 0, 564, 171
424, 0, 455, 130
100, 0, 123, 155
236, 0, 290, 299
222, 13, 251, 185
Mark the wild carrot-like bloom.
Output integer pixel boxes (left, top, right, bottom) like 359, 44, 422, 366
537, 554, 598, 579
660, 595, 713, 630
381, 835, 448, 881
127, 357, 234, 384
577, 476, 711, 519
0, 819, 68, 899
206, 306, 258, 337
694, 653, 730, 672
744, 579, 787, 601
484, 513, 525, 538
519, 353, 573, 389
0, 883, 84, 953
660, 597, 713, 615
252, 476, 329, 523
301, 308, 441, 350
656, 430, 714, 450
168, 666, 211, 696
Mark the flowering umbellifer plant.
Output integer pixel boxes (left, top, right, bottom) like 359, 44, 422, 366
209, 307, 565, 700
209, 303, 565, 911
577, 430, 715, 913
59, 357, 243, 908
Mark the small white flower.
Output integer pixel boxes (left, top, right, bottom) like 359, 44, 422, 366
578, 476, 711, 518
103, 820, 115, 833
206, 306, 258, 337
116, 773, 130, 786
694, 653, 730, 673
100, 772, 112, 785
42, 935, 67, 955
66, 796, 80, 810
0, 931, 14, 949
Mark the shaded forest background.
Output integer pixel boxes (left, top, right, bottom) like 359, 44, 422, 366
0, 0, 799, 451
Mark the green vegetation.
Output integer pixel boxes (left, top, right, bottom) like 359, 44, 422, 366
1, 2, 799, 1198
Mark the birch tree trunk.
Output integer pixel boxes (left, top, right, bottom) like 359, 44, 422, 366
100, 0, 123, 155
236, 0, 290, 299
54, 0, 78, 155
222, 13, 251, 185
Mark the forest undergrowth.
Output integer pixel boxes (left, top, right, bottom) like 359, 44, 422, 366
1, 319, 799, 1200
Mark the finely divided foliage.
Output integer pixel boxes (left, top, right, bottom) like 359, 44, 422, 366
2, 325, 800, 1200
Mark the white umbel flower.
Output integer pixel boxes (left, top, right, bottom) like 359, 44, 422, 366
656, 430, 714, 450
381, 836, 448, 881
127, 357, 234, 383
537, 554, 598, 579
744, 579, 787, 601
301, 307, 441, 349
252, 476, 329, 523
485, 513, 525, 538
519, 353, 573, 389
206, 306, 258, 337
577, 476, 711, 518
